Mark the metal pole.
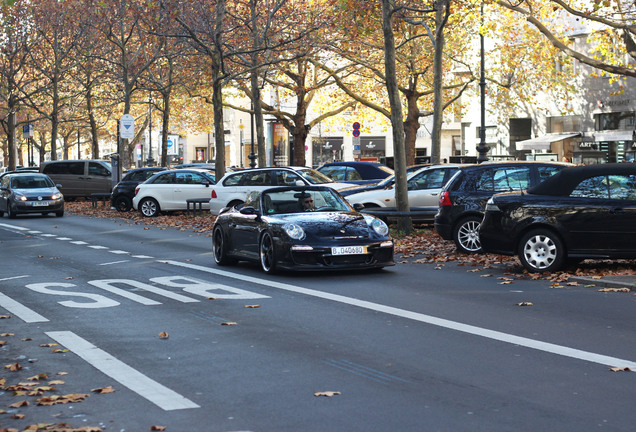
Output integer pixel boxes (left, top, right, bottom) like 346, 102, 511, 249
77, 129, 80, 159
476, 2, 489, 163
147, 94, 154, 166
249, 101, 256, 168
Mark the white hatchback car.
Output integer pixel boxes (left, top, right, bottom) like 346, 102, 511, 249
345, 164, 464, 221
133, 168, 215, 217
209, 167, 351, 215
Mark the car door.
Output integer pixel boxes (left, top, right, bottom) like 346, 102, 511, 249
173, 171, 213, 210
407, 167, 456, 207
87, 162, 112, 194
0, 175, 10, 212
228, 193, 262, 259
144, 172, 176, 209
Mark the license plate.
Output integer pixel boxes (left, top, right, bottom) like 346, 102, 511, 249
32, 202, 49, 207
331, 246, 367, 255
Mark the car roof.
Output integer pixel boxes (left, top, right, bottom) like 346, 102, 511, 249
528, 163, 636, 196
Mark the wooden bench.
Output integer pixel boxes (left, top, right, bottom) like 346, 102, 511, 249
90, 193, 112, 208
186, 198, 209, 217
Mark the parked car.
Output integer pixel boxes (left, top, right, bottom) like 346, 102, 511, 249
40, 160, 112, 199
345, 164, 463, 222
0, 172, 64, 218
212, 185, 394, 273
111, 167, 167, 212
209, 167, 351, 216
132, 168, 215, 217
434, 161, 571, 253
479, 163, 636, 272
317, 161, 394, 185
338, 164, 432, 197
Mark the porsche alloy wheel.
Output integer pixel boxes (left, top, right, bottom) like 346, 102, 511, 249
140, 198, 160, 217
259, 232, 277, 274
453, 216, 482, 253
518, 229, 565, 273
213, 226, 237, 266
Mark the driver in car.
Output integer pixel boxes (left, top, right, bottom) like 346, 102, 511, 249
297, 192, 315, 212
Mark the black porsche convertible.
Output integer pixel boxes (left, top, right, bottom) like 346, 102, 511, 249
212, 186, 395, 273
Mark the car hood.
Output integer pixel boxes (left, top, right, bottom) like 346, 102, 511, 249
12, 187, 60, 196
323, 182, 355, 191
270, 212, 375, 238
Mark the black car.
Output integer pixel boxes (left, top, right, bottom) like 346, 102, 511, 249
434, 161, 571, 253
0, 172, 64, 218
212, 186, 395, 273
317, 161, 394, 185
111, 167, 167, 212
479, 163, 636, 272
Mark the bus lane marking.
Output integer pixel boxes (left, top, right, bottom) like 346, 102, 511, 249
162, 260, 636, 371
45, 331, 199, 411
0, 291, 49, 323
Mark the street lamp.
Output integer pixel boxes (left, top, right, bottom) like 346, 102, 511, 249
248, 101, 257, 168
476, 2, 489, 163
147, 93, 154, 166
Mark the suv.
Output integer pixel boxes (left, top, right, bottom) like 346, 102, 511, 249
434, 161, 571, 253
209, 167, 351, 215
111, 167, 166, 212
40, 160, 112, 199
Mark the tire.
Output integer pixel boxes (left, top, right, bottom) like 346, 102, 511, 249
213, 226, 237, 266
139, 198, 160, 217
518, 229, 565, 273
113, 195, 132, 212
55, 210, 64, 217
259, 232, 278, 274
7, 204, 17, 219
453, 216, 482, 253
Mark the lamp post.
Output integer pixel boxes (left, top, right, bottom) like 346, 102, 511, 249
476, 2, 489, 163
248, 101, 257, 168
147, 93, 154, 166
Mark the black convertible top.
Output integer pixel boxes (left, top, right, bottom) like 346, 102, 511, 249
528, 163, 636, 196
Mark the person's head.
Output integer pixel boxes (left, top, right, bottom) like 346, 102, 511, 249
296, 192, 314, 211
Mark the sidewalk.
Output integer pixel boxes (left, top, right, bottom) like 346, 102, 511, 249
569, 275, 636, 289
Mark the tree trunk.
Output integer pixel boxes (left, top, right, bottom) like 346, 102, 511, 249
251, 69, 266, 168
430, 0, 447, 164
160, 91, 171, 167
86, 87, 100, 159
403, 92, 420, 165
381, 0, 410, 233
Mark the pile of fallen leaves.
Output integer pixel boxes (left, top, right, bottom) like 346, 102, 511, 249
65, 200, 636, 282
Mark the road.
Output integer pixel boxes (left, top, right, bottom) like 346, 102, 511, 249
0, 214, 634, 432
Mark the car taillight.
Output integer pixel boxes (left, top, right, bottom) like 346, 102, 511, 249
211, 189, 217, 198
439, 191, 452, 206
134, 186, 140, 196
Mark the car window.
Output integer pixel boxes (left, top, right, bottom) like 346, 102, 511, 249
124, 171, 145, 182
537, 166, 562, 182
493, 167, 530, 191
345, 169, 363, 181
223, 172, 244, 186
570, 176, 609, 199
152, 173, 176, 184
297, 168, 334, 184
1, 176, 9, 188
607, 175, 636, 200
275, 170, 303, 185
320, 166, 346, 181
243, 171, 272, 186
88, 162, 110, 176
44, 162, 84, 175
176, 171, 207, 184
244, 191, 261, 209
408, 169, 447, 190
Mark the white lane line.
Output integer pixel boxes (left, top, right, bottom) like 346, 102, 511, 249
56, 237, 73, 241
88, 245, 108, 250
100, 260, 129, 266
109, 250, 130, 255
0, 223, 29, 231
41, 234, 57, 237
163, 260, 636, 371
132, 255, 154, 259
0, 292, 49, 323
45, 331, 199, 411
71, 241, 88, 245
28, 231, 42, 234
0, 275, 29, 282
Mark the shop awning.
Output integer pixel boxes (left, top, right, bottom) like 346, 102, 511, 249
516, 133, 581, 151
593, 130, 634, 142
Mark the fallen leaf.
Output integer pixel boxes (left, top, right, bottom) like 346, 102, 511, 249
11, 414, 24, 419
5, 363, 22, 371
52, 348, 70, 353
36, 393, 89, 405
244, 305, 261, 308
314, 391, 341, 397
48, 380, 65, 385
515, 302, 533, 306
9, 400, 29, 408
221, 322, 238, 326
91, 386, 115, 394
158, 332, 169, 339
150, 426, 167, 431
609, 366, 631, 372
28, 374, 48, 381
0, 341, 6, 346
57, 372, 69, 375
0, 315, 11, 319
0, 332, 14, 336
40, 343, 58, 347
597, 288, 630, 293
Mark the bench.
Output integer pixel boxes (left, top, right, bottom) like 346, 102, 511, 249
90, 193, 112, 208
186, 198, 209, 217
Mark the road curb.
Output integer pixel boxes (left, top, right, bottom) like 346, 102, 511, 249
569, 276, 635, 290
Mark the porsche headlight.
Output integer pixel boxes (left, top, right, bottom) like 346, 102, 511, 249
283, 223, 306, 240
364, 215, 389, 236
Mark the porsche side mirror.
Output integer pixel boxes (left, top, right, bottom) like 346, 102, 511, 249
239, 206, 261, 216
353, 203, 364, 211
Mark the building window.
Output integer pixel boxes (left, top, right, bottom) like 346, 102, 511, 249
547, 115, 582, 133
594, 111, 635, 131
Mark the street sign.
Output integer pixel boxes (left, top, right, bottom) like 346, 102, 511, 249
352, 129, 360, 137
352, 122, 361, 130
352, 136, 361, 155
120, 114, 135, 139
22, 124, 33, 139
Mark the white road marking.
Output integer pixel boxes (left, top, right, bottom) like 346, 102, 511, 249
132, 255, 154, 259
88, 280, 161, 305
0, 275, 29, 281
56, 237, 72, 240
0, 223, 28, 231
163, 260, 636, 371
71, 241, 88, 245
100, 260, 129, 266
109, 250, 130, 254
45, 331, 200, 411
0, 292, 49, 322
28, 230, 42, 234
88, 245, 108, 250
41, 234, 57, 237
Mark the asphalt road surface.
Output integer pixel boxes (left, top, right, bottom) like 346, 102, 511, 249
0, 214, 634, 431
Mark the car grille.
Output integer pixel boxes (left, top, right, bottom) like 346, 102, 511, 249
24, 195, 58, 201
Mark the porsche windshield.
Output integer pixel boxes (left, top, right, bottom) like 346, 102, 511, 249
261, 189, 351, 215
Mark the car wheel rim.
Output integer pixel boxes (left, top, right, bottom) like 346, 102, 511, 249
458, 220, 481, 252
115, 197, 130, 212
141, 200, 156, 216
260, 234, 273, 271
523, 234, 557, 270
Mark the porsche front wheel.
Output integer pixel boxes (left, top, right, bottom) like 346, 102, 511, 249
213, 226, 237, 266
259, 232, 277, 274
